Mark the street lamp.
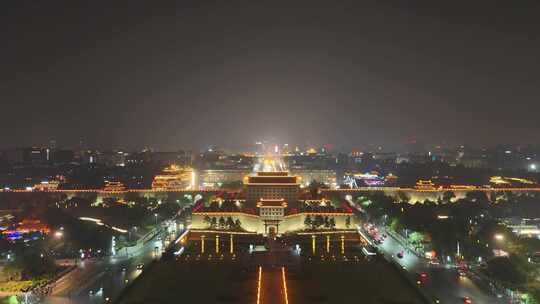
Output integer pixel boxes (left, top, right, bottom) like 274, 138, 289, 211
154, 213, 158, 226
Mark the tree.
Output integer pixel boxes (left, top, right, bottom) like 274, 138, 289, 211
314, 215, 325, 229
486, 256, 526, 286
397, 191, 410, 203
225, 217, 235, 230
324, 216, 330, 229
218, 217, 226, 229
328, 217, 336, 229
465, 191, 489, 203
234, 219, 242, 230
304, 216, 313, 229
390, 217, 403, 233
203, 215, 212, 228
408, 231, 425, 248
5, 250, 57, 280
210, 217, 217, 229
345, 216, 351, 228
442, 191, 456, 204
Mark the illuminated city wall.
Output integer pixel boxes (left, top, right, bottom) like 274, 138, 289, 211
190, 212, 355, 234
382, 189, 468, 203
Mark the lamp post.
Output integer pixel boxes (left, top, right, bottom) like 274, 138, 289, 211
326, 235, 330, 253
201, 235, 206, 254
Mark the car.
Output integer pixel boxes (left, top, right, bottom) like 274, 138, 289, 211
136, 264, 144, 270
463, 296, 473, 304
458, 269, 467, 277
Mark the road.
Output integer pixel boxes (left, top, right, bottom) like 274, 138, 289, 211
42, 222, 181, 304
253, 156, 287, 172
250, 237, 292, 304
372, 225, 506, 304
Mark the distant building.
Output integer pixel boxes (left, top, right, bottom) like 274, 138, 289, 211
198, 169, 251, 189
126, 150, 192, 167
103, 181, 127, 192
151, 165, 194, 191
152, 151, 193, 167
50, 149, 75, 164
290, 169, 337, 188
344, 172, 386, 188
34, 180, 60, 191
503, 218, 540, 237
415, 180, 439, 190
2, 219, 50, 241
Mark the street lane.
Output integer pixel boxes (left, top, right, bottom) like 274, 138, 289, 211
366, 225, 506, 304
43, 221, 182, 304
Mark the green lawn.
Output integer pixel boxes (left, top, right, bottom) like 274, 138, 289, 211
0, 296, 19, 304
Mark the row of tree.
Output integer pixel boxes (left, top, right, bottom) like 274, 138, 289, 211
203, 216, 242, 231
304, 215, 340, 230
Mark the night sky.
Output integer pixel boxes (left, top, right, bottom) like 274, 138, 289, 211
2, 1, 540, 151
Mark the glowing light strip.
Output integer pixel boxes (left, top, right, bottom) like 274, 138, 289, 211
111, 226, 128, 233
174, 229, 190, 244
282, 267, 289, 304
79, 217, 102, 223
256, 266, 262, 304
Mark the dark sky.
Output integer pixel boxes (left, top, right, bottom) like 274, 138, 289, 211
2, 1, 540, 151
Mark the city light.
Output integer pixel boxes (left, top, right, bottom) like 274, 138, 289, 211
282, 267, 289, 304
256, 266, 262, 304
5, 3, 540, 304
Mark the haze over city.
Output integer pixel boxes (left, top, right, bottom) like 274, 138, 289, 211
2, 1, 540, 150
2, 2, 540, 304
